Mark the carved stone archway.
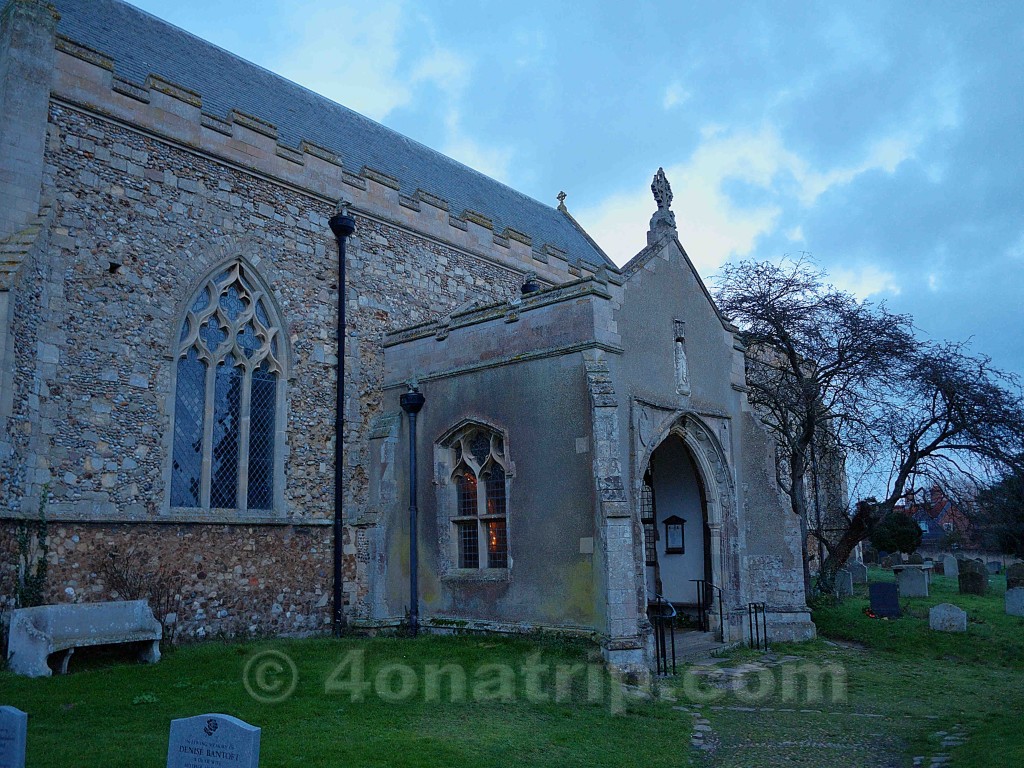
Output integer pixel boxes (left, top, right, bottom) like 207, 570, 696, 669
632, 399, 740, 640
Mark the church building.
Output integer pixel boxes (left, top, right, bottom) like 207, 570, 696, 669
0, 0, 814, 671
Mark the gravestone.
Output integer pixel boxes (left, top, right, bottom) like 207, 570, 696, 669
869, 583, 901, 618
849, 561, 868, 584
167, 714, 260, 768
929, 603, 967, 632
908, 553, 924, 565
0, 706, 27, 768
1006, 588, 1024, 618
1006, 563, 1024, 592
958, 559, 987, 596
896, 567, 929, 598
942, 555, 959, 579
986, 561, 1002, 575
835, 569, 854, 598
932, 560, 945, 576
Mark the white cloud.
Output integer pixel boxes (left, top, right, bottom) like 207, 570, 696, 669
574, 123, 918, 273
441, 109, 514, 183
272, 1, 412, 121
269, 0, 514, 183
831, 265, 901, 297
663, 81, 690, 110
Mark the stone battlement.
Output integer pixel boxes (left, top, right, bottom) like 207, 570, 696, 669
50, 31, 607, 286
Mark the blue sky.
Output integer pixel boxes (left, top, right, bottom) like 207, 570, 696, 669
128, 0, 1023, 378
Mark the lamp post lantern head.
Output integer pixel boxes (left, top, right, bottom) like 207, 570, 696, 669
329, 200, 356, 240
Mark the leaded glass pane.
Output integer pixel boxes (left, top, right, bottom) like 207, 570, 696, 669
457, 521, 479, 569
191, 287, 210, 313
174, 261, 283, 513
170, 349, 206, 507
237, 321, 260, 358
456, 472, 477, 517
470, 431, 490, 464
210, 360, 241, 508
485, 463, 506, 517
247, 365, 276, 510
221, 283, 246, 322
486, 519, 508, 568
200, 317, 227, 353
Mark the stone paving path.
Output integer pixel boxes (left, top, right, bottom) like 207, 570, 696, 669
672, 654, 968, 767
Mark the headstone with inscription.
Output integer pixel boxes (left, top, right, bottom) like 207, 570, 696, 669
849, 561, 868, 584
167, 714, 260, 768
869, 583, 901, 618
835, 569, 854, 598
1007, 563, 1024, 592
929, 603, 968, 632
942, 555, 959, 579
896, 566, 929, 598
958, 559, 987, 596
0, 706, 27, 768
1006, 588, 1024, 618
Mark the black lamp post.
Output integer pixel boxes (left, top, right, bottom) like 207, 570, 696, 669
399, 382, 425, 635
328, 201, 355, 638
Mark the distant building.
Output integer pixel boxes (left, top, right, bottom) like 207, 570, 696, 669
895, 486, 974, 551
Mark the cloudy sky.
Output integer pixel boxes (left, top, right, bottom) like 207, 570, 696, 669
129, 0, 1023, 378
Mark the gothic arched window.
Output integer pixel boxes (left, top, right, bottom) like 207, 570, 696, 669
170, 262, 285, 512
448, 424, 509, 570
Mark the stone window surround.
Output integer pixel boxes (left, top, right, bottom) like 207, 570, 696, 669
434, 418, 513, 582
161, 255, 290, 520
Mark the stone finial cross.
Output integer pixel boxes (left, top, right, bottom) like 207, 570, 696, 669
556, 191, 567, 212
651, 167, 672, 211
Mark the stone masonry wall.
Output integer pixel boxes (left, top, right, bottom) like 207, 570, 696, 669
0, 100, 523, 637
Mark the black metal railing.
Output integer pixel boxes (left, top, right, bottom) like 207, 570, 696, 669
748, 601, 768, 650
648, 594, 677, 676
690, 580, 723, 637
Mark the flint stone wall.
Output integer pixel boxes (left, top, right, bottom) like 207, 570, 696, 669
0, 103, 523, 634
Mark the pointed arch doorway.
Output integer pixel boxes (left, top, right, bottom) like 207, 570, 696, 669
642, 433, 714, 630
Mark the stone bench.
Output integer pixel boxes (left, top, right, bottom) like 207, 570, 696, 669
6, 600, 162, 677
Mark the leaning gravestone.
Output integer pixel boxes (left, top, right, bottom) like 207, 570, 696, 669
896, 567, 929, 598
0, 706, 27, 768
869, 583, 901, 618
958, 559, 987, 596
1007, 563, 1024, 592
835, 569, 854, 597
167, 714, 260, 768
1006, 588, 1024, 618
849, 561, 868, 584
942, 554, 959, 579
929, 603, 967, 632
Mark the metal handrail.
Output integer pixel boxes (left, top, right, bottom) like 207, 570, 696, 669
648, 593, 677, 675
748, 602, 768, 650
690, 579, 724, 637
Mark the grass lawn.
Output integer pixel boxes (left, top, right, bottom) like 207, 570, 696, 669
698, 567, 1024, 767
1, 634, 692, 768
3, 568, 1022, 767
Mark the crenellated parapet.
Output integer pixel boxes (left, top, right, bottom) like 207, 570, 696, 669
47, 29, 612, 286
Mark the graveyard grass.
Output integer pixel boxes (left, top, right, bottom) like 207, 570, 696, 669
2, 568, 1023, 767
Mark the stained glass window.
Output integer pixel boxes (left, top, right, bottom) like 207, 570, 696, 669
448, 425, 510, 571
170, 261, 284, 512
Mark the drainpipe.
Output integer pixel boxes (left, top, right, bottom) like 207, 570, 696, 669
400, 383, 425, 635
328, 201, 356, 638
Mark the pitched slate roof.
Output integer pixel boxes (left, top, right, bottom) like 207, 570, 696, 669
51, 0, 614, 269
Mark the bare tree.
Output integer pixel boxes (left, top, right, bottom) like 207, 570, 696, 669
829, 342, 1024, 585
715, 258, 1024, 594
715, 258, 916, 595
